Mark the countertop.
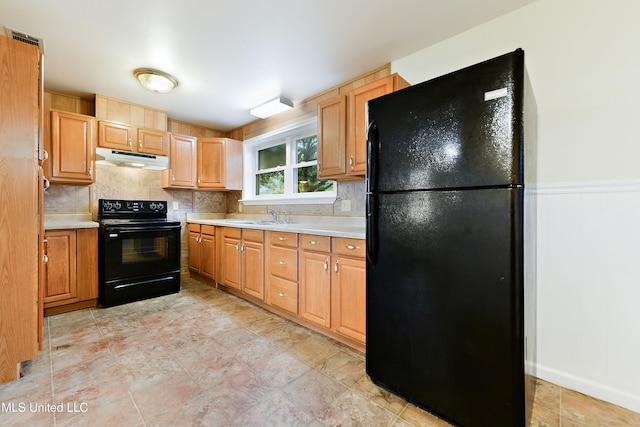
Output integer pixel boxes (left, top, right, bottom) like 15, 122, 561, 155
44, 214, 99, 230
187, 214, 365, 239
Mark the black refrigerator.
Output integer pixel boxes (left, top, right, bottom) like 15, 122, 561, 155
365, 49, 537, 427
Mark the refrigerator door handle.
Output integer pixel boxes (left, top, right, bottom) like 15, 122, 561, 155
366, 120, 378, 193
366, 193, 377, 266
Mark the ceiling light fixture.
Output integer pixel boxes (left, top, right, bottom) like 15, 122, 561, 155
250, 97, 294, 119
133, 68, 178, 93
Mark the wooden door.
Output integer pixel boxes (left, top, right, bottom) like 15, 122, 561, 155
138, 128, 168, 156
200, 233, 216, 280
222, 236, 241, 290
318, 95, 347, 178
98, 120, 132, 150
169, 134, 196, 187
331, 255, 366, 344
299, 251, 331, 327
242, 241, 264, 299
188, 230, 201, 273
348, 77, 394, 175
0, 36, 40, 383
197, 138, 225, 188
49, 110, 94, 183
43, 230, 77, 305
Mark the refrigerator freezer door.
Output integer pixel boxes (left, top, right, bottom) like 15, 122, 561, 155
366, 187, 525, 427
367, 50, 524, 193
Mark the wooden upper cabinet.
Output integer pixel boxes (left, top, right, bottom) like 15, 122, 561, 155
98, 120, 132, 151
164, 133, 196, 188
197, 138, 243, 190
318, 95, 347, 178
46, 110, 95, 184
318, 73, 409, 180
348, 74, 409, 175
137, 128, 168, 156
98, 120, 168, 156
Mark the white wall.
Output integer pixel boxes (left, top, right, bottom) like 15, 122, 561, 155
392, 0, 640, 412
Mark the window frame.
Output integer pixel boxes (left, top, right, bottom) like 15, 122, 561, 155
242, 117, 336, 205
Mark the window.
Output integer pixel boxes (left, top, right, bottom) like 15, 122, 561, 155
243, 118, 336, 204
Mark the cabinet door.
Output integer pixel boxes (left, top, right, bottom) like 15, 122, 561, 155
242, 241, 264, 300
331, 255, 366, 344
318, 95, 347, 178
168, 134, 196, 188
49, 111, 95, 183
200, 233, 216, 280
197, 138, 225, 188
222, 237, 241, 290
299, 251, 331, 327
138, 128, 168, 156
44, 230, 77, 304
348, 77, 394, 175
98, 120, 132, 151
188, 231, 201, 273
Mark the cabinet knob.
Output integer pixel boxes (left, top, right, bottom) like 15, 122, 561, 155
43, 178, 50, 190
278, 261, 287, 265
278, 237, 287, 241
349, 156, 354, 168
309, 240, 320, 245
323, 258, 329, 271
345, 245, 359, 250
42, 254, 49, 263
42, 149, 49, 161
128, 139, 132, 147
278, 292, 288, 297
139, 141, 143, 150
334, 261, 339, 272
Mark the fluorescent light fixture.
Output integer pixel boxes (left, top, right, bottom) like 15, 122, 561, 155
133, 68, 178, 93
250, 97, 293, 119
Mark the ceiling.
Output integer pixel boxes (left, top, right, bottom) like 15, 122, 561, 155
1, 0, 536, 132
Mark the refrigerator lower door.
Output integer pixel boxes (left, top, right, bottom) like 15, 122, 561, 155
366, 188, 525, 427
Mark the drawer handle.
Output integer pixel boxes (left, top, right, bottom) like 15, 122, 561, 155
278, 261, 287, 265
278, 237, 287, 241
323, 258, 329, 271
309, 240, 320, 245
334, 260, 339, 272
345, 245, 359, 250
278, 292, 288, 297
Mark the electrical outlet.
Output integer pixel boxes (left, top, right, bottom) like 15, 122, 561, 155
341, 200, 351, 211
172, 201, 179, 210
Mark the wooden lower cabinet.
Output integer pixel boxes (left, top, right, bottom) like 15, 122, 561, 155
43, 228, 98, 315
220, 227, 264, 300
299, 235, 331, 328
266, 231, 299, 314
188, 224, 215, 281
331, 254, 366, 344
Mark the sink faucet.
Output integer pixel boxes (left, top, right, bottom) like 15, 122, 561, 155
268, 209, 278, 223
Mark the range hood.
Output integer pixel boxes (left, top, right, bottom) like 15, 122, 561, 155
95, 147, 169, 170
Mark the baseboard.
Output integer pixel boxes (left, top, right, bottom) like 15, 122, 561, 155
536, 363, 640, 413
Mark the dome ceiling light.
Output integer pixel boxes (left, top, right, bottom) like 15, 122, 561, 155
133, 68, 178, 93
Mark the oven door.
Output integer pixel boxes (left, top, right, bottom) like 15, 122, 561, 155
101, 224, 180, 281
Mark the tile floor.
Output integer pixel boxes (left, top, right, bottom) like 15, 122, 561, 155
1, 278, 638, 426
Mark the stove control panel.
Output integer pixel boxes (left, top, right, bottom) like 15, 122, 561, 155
99, 199, 168, 214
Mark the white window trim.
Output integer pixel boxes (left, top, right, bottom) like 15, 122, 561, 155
241, 117, 337, 205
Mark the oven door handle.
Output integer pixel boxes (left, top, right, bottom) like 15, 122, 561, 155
105, 225, 180, 235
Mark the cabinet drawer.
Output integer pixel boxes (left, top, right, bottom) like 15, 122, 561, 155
201, 225, 216, 235
269, 246, 298, 281
270, 231, 297, 248
269, 276, 298, 314
224, 227, 241, 239
188, 223, 201, 233
300, 234, 330, 252
242, 228, 264, 243
333, 237, 365, 258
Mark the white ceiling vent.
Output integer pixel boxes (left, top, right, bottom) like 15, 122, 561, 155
4, 27, 45, 54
